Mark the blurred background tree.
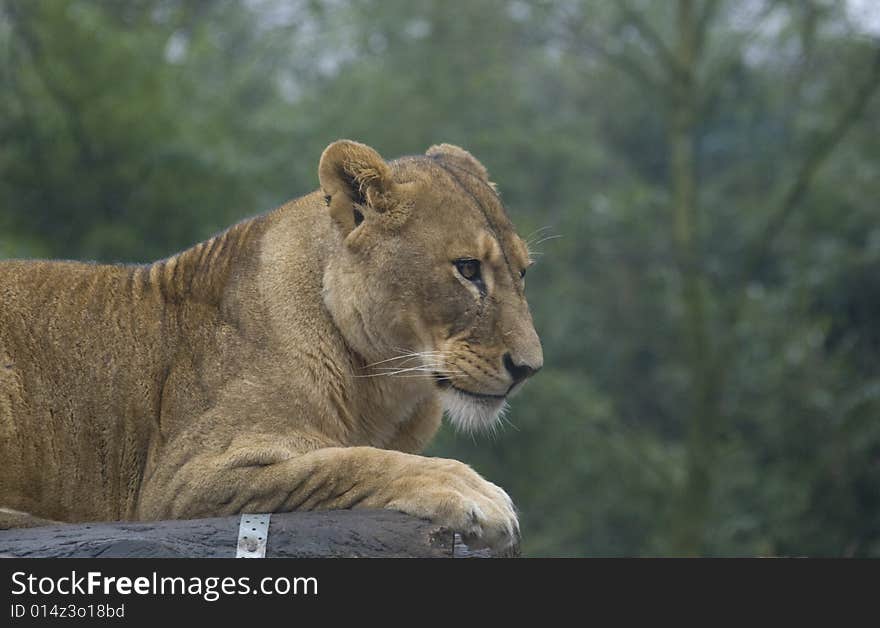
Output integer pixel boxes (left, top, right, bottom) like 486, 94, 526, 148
2, 0, 879, 556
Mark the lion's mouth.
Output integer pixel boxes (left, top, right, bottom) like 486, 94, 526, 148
433, 373, 507, 401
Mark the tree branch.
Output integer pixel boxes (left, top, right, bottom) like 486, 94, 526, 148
741, 43, 880, 283
695, 0, 721, 55
573, 36, 662, 91
710, 41, 880, 380
696, 1, 779, 114
619, 1, 682, 78
557, 4, 662, 92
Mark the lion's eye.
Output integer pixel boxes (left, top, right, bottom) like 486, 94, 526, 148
520, 268, 527, 279
454, 259, 481, 282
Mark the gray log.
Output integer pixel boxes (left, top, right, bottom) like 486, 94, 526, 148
0, 510, 517, 558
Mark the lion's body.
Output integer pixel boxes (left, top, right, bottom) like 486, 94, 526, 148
0, 142, 541, 549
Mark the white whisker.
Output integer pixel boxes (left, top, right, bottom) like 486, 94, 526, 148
372, 365, 449, 373
363, 351, 445, 368
524, 226, 554, 248
532, 234, 563, 246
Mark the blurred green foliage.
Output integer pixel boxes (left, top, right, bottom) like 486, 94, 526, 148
2, 0, 879, 556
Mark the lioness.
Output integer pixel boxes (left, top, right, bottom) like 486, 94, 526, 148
0, 141, 542, 550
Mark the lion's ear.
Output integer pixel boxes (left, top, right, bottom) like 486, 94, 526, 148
426, 143, 490, 182
319, 140, 396, 234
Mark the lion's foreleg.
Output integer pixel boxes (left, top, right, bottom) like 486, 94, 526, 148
138, 446, 518, 550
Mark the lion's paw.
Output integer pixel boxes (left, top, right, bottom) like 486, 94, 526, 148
386, 459, 519, 552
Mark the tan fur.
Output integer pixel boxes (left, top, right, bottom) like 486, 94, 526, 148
0, 141, 542, 550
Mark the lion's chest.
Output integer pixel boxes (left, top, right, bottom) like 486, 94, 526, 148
353, 378, 433, 447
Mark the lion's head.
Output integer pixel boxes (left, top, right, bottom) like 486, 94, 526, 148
319, 140, 542, 432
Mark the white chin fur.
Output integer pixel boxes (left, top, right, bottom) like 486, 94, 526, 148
440, 388, 509, 433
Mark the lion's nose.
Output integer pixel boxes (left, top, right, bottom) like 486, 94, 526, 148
503, 352, 540, 385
